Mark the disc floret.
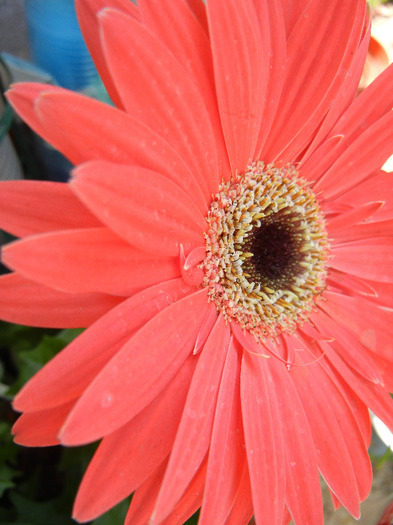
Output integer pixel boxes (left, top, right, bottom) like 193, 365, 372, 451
202, 162, 329, 340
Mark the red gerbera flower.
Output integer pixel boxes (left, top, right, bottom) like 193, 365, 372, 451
1, 0, 393, 524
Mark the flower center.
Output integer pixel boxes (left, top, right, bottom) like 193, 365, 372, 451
201, 162, 329, 340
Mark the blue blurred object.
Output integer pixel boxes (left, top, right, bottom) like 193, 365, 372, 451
24, 0, 98, 90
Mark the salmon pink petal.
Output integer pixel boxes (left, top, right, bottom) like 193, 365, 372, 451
99, 8, 220, 197
12, 400, 76, 447
280, 0, 306, 36
5, 83, 64, 137
75, 0, 140, 108
13, 279, 192, 413
123, 461, 166, 525
327, 269, 379, 299
315, 111, 393, 200
71, 161, 206, 257
325, 349, 393, 436
33, 90, 207, 210
313, 309, 384, 385
268, 358, 323, 525
286, 335, 367, 515
60, 289, 209, 444
333, 169, 393, 221
73, 355, 196, 522
223, 468, 253, 525
326, 62, 393, 156
207, 0, 266, 172
0, 273, 122, 328
332, 218, 393, 244
137, 0, 231, 179
152, 316, 230, 522
199, 339, 244, 525
301, 22, 369, 164
326, 201, 383, 236
2, 228, 179, 296
253, 0, 286, 157
320, 291, 393, 360
0, 181, 101, 237
241, 352, 285, 525
137, 0, 216, 126
159, 460, 207, 525
184, 0, 208, 33
331, 237, 393, 282
363, 280, 393, 309
125, 458, 207, 525
262, 0, 366, 162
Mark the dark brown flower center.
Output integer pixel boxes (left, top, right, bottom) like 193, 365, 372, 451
202, 162, 329, 340
241, 212, 304, 290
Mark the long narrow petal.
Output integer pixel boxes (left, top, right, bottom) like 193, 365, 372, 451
322, 61, 393, 162
223, 467, 253, 525
13, 278, 192, 412
12, 400, 76, 447
160, 460, 207, 525
268, 357, 323, 525
0, 181, 101, 237
253, 0, 287, 157
73, 355, 197, 522
320, 291, 393, 361
331, 237, 393, 282
2, 228, 179, 296
300, 19, 369, 165
315, 111, 393, 199
199, 339, 245, 525
241, 352, 285, 525
99, 8, 221, 197
75, 0, 140, 108
331, 219, 393, 244
207, 0, 266, 171
0, 273, 122, 328
326, 202, 383, 236
325, 348, 393, 436
184, 0, 208, 33
137, 0, 231, 179
6, 83, 64, 138
262, 0, 366, 162
285, 334, 365, 516
334, 170, 393, 222
60, 289, 209, 444
124, 461, 167, 525
9, 85, 207, 211
279, 0, 306, 36
151, 316, 230, 523
314, 309, 383, 385
71, 161, 206, 257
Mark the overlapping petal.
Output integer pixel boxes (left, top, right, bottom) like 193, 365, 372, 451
241, 352, 285, 525
13, 278, 193, 412
2, 1, 393, 524
2, 227, 179, 295
71, 161, 206, 256
98, 7, 222, 196
0, 180, 101, 237
73, 355, 197, 521
152, 315, 230, 522
60, 289, 210, 444
0, 273, 122, 328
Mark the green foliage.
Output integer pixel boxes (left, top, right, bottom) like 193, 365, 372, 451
368, 0, 391, 8
0, 323, 201, 524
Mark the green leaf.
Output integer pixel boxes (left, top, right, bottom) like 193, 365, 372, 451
92, 498, 131, 525
7, 328, 83, 396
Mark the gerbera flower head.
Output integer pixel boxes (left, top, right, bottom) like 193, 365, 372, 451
1, 0, 393, 524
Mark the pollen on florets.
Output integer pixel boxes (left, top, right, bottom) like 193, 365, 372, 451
201, 161, 329, 341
